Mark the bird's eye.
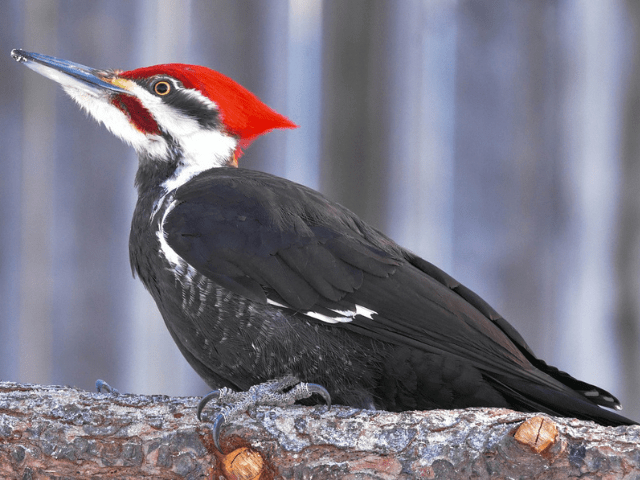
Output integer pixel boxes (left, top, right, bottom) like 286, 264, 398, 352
154, 81, 171, 96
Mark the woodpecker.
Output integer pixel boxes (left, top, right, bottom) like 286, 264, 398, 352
12, 50, 637, 435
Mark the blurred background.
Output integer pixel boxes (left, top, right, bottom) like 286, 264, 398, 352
2, 0, 640, 420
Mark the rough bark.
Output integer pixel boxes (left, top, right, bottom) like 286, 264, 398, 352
0, 382, 638, 479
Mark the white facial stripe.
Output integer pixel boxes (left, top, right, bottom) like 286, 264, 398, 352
58, 72, 237, 190
162, 128, 237, 192
127, 84, 238, 191
131, 84, 201, 136
179, 87, 218, 111
62, 84, 168, 158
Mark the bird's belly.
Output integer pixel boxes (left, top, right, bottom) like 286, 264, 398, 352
146, 267, 381, 404
142, 259, 512, 412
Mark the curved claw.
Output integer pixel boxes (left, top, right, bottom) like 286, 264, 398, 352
212, 413, 226, 452
196, 390, 220, 421
95, 379, 119, 395
307, 383, 332, 409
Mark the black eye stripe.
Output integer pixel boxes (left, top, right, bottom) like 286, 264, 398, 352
133, 77, 220, 129
164, 91, 220, 129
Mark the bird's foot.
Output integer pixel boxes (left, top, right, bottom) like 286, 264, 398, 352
95, 379, 120, 395
197, 375, 331, 451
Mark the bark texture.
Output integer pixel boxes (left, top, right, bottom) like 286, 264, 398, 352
0, 382, 639, 479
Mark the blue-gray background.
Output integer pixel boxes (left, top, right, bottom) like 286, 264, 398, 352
2, 0, 640, 421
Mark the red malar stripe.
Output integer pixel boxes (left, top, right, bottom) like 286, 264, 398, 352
111, 95, 160, 135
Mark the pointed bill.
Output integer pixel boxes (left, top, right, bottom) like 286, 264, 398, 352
11, 49, 129, 96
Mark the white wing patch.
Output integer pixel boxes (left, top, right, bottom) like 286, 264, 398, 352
159, 202, 379, 325
355, 304, 376, 319
267, 298, 288, 309
267, 298, 377, 324
304, 310, 353, 324
305, 305, 377, 324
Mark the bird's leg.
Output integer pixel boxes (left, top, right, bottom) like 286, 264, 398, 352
95, 379, 120, 395
197, 375, 331, 451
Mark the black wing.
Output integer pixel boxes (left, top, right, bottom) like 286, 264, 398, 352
163, 167, 632, 424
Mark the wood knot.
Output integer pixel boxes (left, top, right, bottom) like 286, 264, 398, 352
221, 447, 264, 480
514, 416, 558, 453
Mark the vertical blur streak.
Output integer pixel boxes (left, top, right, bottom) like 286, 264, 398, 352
452, 0, 565, 366
18, 0, 58, 384
253, 1, 290, 177
286, 0, 323, 190
320, 0, 390, 229
557, 0, 627, 393
616, 0, 640, 415
0, 1, 24, 379
385, 0, 457, 271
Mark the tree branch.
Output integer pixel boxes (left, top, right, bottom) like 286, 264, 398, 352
0, 382, 638, 479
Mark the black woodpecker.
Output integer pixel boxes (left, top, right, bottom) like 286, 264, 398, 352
12, 50, 637, 444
